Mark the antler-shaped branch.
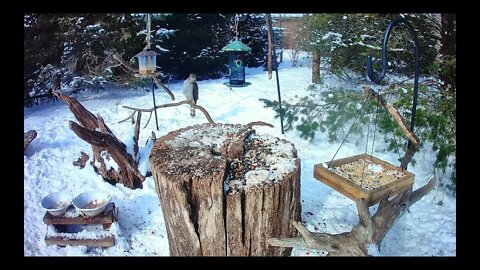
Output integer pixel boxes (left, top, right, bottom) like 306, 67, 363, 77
119, 100, 215, 127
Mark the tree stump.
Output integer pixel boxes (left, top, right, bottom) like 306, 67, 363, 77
150, 123, 301, 256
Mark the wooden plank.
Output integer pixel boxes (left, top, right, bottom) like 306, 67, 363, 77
44, 235, 115, 248
368, 174, 414, 205
327, 154, 366, 168
43, 203, 116, 225
314, 164, 370, 201
368, 154, 413, 176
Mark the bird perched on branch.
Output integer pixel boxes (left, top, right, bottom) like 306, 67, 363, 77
182, 73, 199, 117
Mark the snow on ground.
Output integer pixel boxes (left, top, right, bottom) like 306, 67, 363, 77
24, 52, 455, 256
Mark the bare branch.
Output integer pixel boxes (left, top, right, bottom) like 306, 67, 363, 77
246, 121, 274, 129
363, 86, 419, 147
118, 110, 136, 124
144, 111, 153, 129
123, 100, 215, 124
112, 53, 139, 74
152, 76, 175, 101
133, 111, 142, 163
112, 53, 175, 101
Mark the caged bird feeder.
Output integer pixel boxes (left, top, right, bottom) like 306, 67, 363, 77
135, 49, 159, 76
221, 39, 252, 87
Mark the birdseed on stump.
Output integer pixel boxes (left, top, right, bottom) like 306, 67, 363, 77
150, 123, 301, 256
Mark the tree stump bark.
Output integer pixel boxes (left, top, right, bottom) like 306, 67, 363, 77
150, 123, 301, 256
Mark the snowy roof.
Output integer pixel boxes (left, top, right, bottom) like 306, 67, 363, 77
134, 49, 159, 58
220, 40, 252, 52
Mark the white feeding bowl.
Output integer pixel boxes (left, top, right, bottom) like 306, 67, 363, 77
41, 191, 73, 216
73, 191, 111, 217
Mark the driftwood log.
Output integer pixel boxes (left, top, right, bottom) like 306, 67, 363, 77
150, 123, 301, 256
24, 130, 37, 152
54, 92, 145, 189
268, 178, 435, 256
73, 151, 90, 169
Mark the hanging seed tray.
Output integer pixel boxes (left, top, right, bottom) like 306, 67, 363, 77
314, 154, 414, 206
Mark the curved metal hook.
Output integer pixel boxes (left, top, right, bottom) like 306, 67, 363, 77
366, 17, 420, 150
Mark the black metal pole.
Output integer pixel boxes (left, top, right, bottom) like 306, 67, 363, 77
366, 18, 420, 169
152, 77, 159, 131
267, 14, 284, 134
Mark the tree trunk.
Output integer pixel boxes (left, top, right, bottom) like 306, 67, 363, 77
24, 130, 37, 152
312, 51, 320, 84
150, 123, 301, 256
439, 13, 456, 98
266, 14, 274, 80
440, 14, 456, 58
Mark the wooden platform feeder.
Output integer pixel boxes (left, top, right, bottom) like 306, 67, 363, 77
43, 202, 118, 248
314, 154, 414, 206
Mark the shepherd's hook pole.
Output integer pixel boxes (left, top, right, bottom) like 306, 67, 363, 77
366, 18, 419, 169
152, 77, 159, 131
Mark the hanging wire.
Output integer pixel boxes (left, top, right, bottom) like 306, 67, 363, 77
360, 111, 372, 188
379, 89, 403, 162
370, 88, 382, 159
360, 87, 382, 189
328, 93, 371, 168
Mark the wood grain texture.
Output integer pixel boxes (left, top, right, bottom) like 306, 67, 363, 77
150, 123, 301, 256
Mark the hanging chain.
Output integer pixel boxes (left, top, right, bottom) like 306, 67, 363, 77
328, 93, 371, 168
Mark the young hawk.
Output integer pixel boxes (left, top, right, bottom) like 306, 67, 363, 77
182, 73, 199, 117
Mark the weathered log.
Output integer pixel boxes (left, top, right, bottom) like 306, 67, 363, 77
24, 129, 37, 152
69, 121, 145, 189
54, 92, 145, 189
268, 178, 436, 256
150, 123, 301, 256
